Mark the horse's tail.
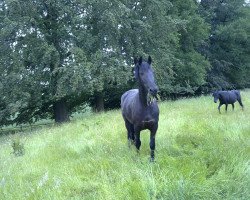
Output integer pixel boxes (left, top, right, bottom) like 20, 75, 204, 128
234, 90, 241, 99
235, 90, 244, 108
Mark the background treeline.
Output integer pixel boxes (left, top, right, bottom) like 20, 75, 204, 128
0, 0, 250, 125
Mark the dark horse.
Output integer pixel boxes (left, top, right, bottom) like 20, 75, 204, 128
121, 56, 159, 161
213, 90, 244, 113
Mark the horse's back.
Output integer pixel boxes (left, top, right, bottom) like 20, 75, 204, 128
220, 90, 239, 103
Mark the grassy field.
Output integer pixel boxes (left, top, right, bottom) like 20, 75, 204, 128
0, 91, 250, 200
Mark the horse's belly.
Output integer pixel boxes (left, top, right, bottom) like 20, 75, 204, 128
227, 97, 237, 104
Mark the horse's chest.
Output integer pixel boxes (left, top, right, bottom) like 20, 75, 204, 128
133, 106, 158, 128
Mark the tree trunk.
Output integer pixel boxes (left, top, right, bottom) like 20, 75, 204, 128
93, 92, 104, 112
53, 100, 70, 123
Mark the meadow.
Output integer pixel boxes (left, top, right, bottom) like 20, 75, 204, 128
0, 91, 250, 200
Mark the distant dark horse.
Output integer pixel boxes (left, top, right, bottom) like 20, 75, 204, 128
121, 56, 159, 162
213, 90, 244, 113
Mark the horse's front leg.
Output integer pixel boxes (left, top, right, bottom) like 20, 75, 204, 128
150, 124, 158, 162
134, 126, 141, 152
238, 99, 244, 110
218, 103, 222, 114
232, 103, 234, 111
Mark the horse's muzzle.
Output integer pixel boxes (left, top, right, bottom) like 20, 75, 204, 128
149, 88, 158, 97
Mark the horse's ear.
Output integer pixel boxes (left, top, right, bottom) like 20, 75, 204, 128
133, 57, 139, 79
148, 56, 152, 65
139, 56, 143, 65
134, 57, 138, 65
134, 65, 139, 80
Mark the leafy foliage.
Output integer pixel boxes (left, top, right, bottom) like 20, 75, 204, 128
199, 0, 250, 89
0, 0, 250, 125
0, 0, 94, 124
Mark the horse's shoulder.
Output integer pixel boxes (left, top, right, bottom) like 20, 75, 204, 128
151, 102, 160, 113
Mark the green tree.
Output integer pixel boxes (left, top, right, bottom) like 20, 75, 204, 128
74, 0, 132, 112
0, 0, 93, 124
199, 0, 250, 89
80, 0, 182, 110
211, 6, 250, 88
168, 0, 210, 95
118, 0, 182, 96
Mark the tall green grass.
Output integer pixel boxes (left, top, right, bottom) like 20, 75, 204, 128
0, 91, 250, 199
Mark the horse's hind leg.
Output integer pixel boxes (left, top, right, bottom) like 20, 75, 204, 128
238, 99, 244, 110
232, 103, 234, 111
225, 104, 228, 112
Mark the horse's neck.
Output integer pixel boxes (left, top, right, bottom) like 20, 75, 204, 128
138, 83, 148, 106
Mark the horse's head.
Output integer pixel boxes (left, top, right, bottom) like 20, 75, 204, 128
134, 56, 158, 97
212, 91, 220, 103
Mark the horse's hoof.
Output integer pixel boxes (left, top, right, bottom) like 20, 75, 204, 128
150, 157, 155, 163
128, 139, 135, 148
128, 140, 132, 148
